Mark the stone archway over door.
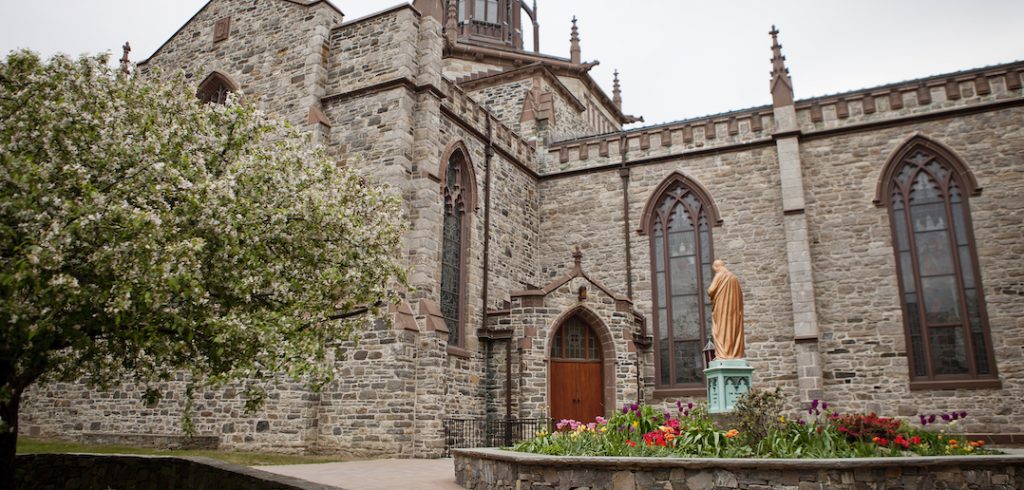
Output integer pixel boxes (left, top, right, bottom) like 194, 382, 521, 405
549, 316, 603, 422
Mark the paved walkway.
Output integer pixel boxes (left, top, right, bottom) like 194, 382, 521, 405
255, 458, 462, 490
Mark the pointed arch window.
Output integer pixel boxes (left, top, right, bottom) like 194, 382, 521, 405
645, 176, 719, 389
197, 72, 236, 105
440, 147, 474, 348
880, 138, 997, 386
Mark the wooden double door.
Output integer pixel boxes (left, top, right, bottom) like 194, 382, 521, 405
549, 316, 604, 423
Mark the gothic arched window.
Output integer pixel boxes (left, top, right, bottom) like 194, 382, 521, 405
440, 145, 474, 348
643, 174, 720, 389
197, 72, 237, 105
879, 137, 997, 386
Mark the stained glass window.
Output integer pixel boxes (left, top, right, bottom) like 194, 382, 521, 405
441, 151, 468, 346
551, 317, 600, 360
886, 143, 994, 380
649, 182, 714, 388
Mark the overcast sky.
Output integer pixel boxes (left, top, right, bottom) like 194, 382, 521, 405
2, 1, 1022, 126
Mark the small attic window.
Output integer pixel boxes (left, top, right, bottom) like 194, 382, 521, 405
196, 72, 237, 105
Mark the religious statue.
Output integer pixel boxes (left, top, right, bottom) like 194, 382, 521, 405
707, 259, 745, 359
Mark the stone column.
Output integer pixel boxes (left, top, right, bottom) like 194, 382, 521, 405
769, 27, 823, 404
407, 14, 446, 305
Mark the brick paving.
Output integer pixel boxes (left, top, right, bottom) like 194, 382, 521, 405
255, 458, 461, 490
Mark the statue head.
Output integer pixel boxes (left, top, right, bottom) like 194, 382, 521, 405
712, 259, 726, 273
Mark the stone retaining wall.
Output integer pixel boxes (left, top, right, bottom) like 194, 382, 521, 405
453, 448, 1024, 490
15, 453, 336, 490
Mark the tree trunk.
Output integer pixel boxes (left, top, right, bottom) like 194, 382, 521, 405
0, 390, 22, 490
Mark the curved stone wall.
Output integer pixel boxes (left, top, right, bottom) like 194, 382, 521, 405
454, 448, 1024, 489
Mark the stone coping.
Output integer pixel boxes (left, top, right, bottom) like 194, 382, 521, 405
453, 447, 1024, 470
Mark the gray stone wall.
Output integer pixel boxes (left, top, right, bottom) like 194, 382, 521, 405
544, 77, 594, 142
21, 376, 318, 453
535, 147, 801, 413
466, 78, 532, 135
138, 0, 343, 126
800, 105, 1024, 433
326, 7, 418, 96
442, 58, 504, 80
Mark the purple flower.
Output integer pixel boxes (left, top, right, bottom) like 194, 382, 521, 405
951, 412, 960, 421
676, 400, 683, 412
687, 402, 694, 410
960, 411, 968, 419
630, 403, 639, 413
821, 401, 829, 411
810, 399, 819, 411
595, 416, 607, 425
942, 413, 952, 422
683, 409, 690, 417
928, 414, 937, 424
664, 411, 671, 421
622, 405, 630, 414
919, 415, 928, 426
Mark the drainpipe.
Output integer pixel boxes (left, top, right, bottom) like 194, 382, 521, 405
482, 117, 493, 349
481, 117, 508, 427
619, 164, 634, 300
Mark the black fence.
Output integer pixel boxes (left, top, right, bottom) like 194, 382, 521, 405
443, 417, 551, 457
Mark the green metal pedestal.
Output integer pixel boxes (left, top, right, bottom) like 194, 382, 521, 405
704, 359, 754, 413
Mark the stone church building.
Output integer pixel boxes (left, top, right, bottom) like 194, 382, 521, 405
20, 0, 1024, 457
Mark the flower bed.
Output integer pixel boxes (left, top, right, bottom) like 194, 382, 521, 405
513, 392, 993, 459
455, 392, 1024, 489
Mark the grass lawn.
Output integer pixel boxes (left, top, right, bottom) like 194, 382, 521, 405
17, 437, 347, 466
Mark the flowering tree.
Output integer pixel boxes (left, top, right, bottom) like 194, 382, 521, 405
0, 51, 405, 486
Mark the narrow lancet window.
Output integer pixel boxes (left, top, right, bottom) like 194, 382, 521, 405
883, 139, 995, 383
648, 178, 715, 388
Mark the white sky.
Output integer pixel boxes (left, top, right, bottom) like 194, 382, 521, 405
2, 0, 1022, 126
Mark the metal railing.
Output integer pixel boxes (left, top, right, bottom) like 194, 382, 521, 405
443, 417, 551, 457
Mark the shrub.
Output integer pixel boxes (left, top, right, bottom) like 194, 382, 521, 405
732, 388, 784, 444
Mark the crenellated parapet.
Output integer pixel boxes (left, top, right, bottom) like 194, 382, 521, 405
543, 106, 774, 174
543, 61, 1024, 176
792, 62, 1024, 134
440, 78, 538, 172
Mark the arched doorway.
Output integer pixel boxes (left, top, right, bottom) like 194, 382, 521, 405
548, 315, 604, 423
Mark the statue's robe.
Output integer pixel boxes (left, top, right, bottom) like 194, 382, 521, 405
708, 269, 745, 359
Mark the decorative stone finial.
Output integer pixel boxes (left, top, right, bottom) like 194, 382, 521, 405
572, 245, 583, 268
569, 16, 581, 64
532, 0, 539, 52
612, 70, 622, 109
445, 0, 458, 44
769, 25, 794, 107
119, 41, 131, 75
